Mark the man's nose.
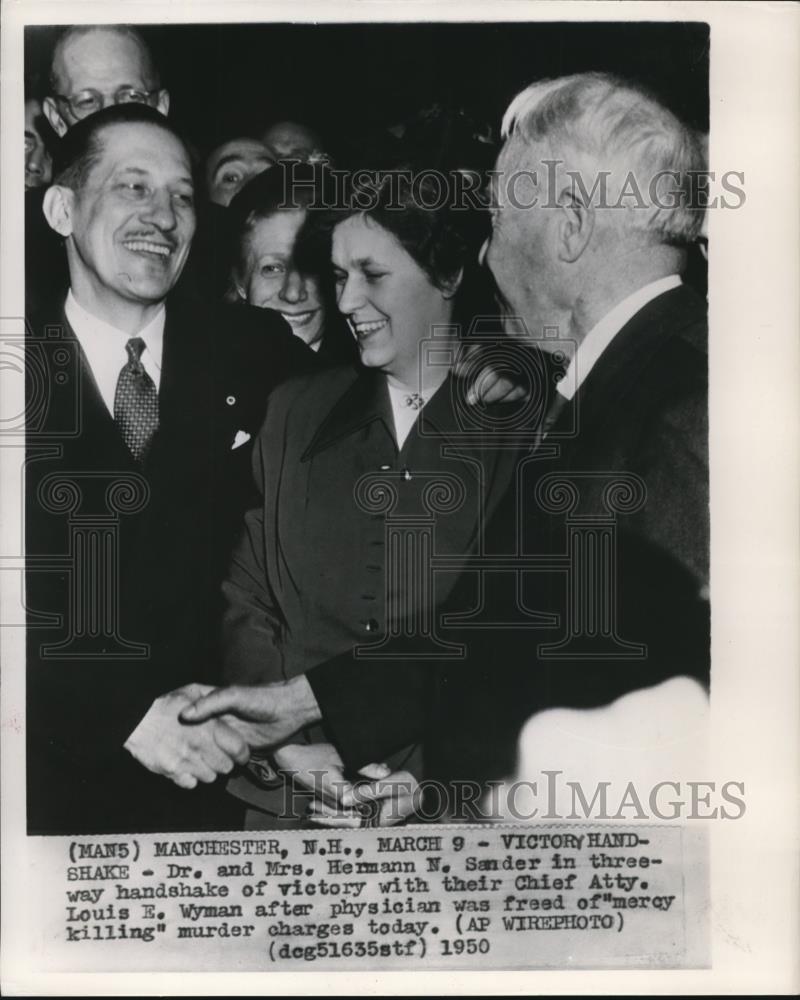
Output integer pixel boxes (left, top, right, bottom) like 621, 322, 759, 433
141, 189, 177, 231
478, 237, 490, 268
279, 268, 307, 304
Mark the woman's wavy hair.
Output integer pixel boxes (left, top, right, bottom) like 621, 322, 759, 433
306, 166, 476, 296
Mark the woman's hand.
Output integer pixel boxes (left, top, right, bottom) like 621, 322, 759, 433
305, 764, 420, 828
271, 742, 349, 805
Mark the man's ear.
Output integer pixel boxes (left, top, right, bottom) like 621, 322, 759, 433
156, 89, 170, 116
556, 189, 594, 263
42, 96, 68, 138
42, 185, 75, 238
440, 266, 464, 300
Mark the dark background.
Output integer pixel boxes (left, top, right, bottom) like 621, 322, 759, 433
25, 20, 709, 155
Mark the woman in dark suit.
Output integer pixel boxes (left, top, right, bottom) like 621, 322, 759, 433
222, 170, 521, 827
226, 161, 357, 364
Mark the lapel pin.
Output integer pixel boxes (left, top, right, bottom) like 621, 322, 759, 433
226, 395, 236, 406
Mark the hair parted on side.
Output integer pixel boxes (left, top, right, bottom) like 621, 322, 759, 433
500, 72, 705, 245
51, 103, 188, 192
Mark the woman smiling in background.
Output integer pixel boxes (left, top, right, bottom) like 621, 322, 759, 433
227, 161, 355, 363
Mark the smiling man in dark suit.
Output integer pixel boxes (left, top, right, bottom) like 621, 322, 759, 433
184, 73, 711, 820
26, 103, 311, 834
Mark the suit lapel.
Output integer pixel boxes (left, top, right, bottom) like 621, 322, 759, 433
408, 374, 461, 450
301, 369, 394, 460
55, 303, 217, 476
400, 372, 490, 468
549, 285, 706, 445
48, 311, 138, 472
144, 300, 218, 475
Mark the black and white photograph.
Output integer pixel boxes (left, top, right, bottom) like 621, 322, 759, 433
1, 0, 797, 993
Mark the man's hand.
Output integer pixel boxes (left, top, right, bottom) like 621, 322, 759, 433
179, 675, 321, 750
306, 766, 419, 828
124, 684, 251, 790
455, 343, 530, 406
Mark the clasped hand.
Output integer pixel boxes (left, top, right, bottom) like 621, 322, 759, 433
178, 682, 418, 824
272, 743, 419, 828
126, 679, 312, 788
124, 683, 251, 789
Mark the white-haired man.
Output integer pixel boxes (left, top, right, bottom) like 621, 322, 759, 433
182, 73, 710, 819
486, 72, 704, 376
428, 72, 710, 786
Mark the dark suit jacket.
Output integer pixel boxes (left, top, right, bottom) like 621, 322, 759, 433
25, 290, 312, 834
25, 187, 68, 315
307, 285, 710, 786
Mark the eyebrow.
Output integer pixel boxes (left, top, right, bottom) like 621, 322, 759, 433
351, 257, 388, 269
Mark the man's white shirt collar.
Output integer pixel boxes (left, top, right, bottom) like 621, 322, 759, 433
556, 274, 682, 400
65, 290, 166, 415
